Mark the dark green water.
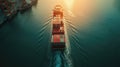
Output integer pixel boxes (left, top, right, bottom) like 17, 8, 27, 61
0, 0, 120, 67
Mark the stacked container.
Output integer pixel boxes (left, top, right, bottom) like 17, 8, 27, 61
51, 5, 66, 50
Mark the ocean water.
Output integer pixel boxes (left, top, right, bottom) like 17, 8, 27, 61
0, 0, 120, 67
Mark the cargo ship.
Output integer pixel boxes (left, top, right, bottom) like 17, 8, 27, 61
51, 5, 66, 50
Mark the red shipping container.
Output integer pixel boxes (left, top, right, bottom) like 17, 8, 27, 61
51, 34, 65, 43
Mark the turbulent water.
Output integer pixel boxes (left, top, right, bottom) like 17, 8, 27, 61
0, 0, 120, 67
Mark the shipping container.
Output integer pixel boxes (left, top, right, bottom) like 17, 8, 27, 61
51, 34, 66, 50
51, 5, 65, 51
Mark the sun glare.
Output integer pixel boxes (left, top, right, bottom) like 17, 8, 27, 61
64, 0, 74, 10
63, 0, 75, 17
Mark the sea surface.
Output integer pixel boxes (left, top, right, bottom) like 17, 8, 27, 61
0, 0, 120, 67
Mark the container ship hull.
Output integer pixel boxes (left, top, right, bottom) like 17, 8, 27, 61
51, 5, 66, 51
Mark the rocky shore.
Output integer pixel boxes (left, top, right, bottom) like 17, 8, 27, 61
0, 0, 38, 27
